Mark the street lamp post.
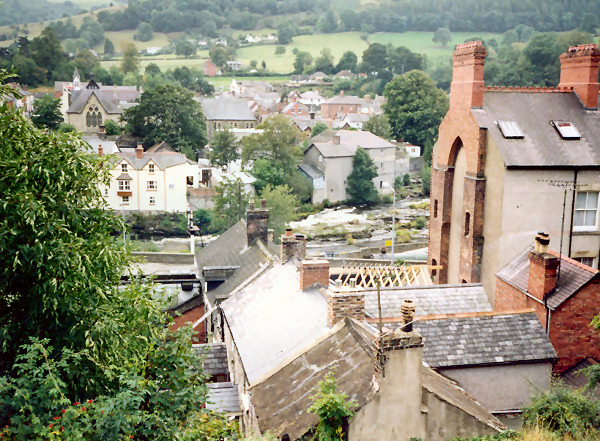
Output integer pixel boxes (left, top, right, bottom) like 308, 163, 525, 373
382, 182, 395, 264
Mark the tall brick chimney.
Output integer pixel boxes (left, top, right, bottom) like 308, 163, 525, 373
449, 41, 487, 111
558, 44, 600, 109
281, 229, 307, 260
246, 199, 269, 245
327, 279, 365, 327
528, 232, 559, 302
136, 143, 144, 159
299, 259, 329, 290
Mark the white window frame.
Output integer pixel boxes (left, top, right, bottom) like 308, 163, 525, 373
148, 163, 155, 173
118, 180, 130, 191
122, 195, 130, 204
121, 163, 128, 173
574, 191, 599, 231
147, 180, 157, 190
574, 257, 597, 268
149, 196, 156, 205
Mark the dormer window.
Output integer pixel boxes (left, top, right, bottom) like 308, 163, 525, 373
497, 120, 524, 139
121, 163, 128, 173
552, 121, 581, 140
148, 163, 155, 173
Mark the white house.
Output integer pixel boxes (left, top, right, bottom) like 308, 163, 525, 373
101, 145, 197, 213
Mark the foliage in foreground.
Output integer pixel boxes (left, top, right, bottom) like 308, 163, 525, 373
308, 370, 356, 441
0, 74, 223, 439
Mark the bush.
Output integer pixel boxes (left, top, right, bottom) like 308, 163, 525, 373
275, 45, 286, 55
403, 173, 411, 186
58, 123, 77, 133
380, 193, 394, 204
104, 119, 121, 135
413, 216, 427, 229
420, 166, 431, 196
396, 228, 411, 243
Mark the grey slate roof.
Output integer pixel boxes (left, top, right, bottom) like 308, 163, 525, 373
308, 129, 395, 158
413, 312, 557, 368
324, 93, 362, 104
364, 284, 492, 319
206, 382, 241, 413
472, 91, 600, 167
298, 163, 324, 180
221, 260, 330, 385
67, 86, 141, 114
117, 151, 195, 170
201, 97, 257, 121
560, 358, 600, 396
196, 343, 229, 377
496, 246, 598, 309
196, 219, 279, 301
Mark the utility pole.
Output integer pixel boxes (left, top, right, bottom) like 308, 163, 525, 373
237, 180, 241, 221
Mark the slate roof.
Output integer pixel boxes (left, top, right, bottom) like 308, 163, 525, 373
298, 163, 324, 180
67, 86, 141, 114
561, 358, 600, 396
196, 343, 229, 377
364, 284, 492, 319
201, 97, 257, 121
117, 151, 195, 170
324, 93, 363, 104
282, 101, 309, 114
221, 260, 330, 385
496, 246, 598, 309
206, 382, 241, 413
413, 312, 557, 368
196, 219, 279, 301
472, 91, 600, 167
146, 141, 175, 152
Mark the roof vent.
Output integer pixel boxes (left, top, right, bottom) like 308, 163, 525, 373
497, 120, 524, 139
552, 121, 581, 140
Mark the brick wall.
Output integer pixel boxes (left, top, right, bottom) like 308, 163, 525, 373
299, 259, 330, 290
171, 304, 206, 343
246, 204, 269, 245
549, 279, 600, 373
327, 291, 365, 327
495, 278, 547, 326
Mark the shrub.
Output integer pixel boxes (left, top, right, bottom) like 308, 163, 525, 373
396, 228, 411, 243
413, 216, 427, 229
104, 119, 122, 135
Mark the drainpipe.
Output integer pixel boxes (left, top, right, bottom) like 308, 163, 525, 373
567, 170, 578, 258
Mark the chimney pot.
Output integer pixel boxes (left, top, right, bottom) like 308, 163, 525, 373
260, 199, 267, 209
559, 44, 600, 109
349, 278, 356, 288
285, 228, 293, 237
400, 299, 416, 332
281, 232, 306, 260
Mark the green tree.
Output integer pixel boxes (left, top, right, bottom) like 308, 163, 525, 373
420, 166, 431, 196
31, 94, 63, 130
308, 370, 356, 441
579, 12, 599, 34
363, 114, 392, 140
134, 22, 153, 42
277, 20, 297, 45
74, 50, 100, 77
383, 70, 449, 147
211, 177, 251, 232
120, 42, 140, 75
192, 208, 214, 235
335, 50, 358, 73
275, 45, 286, 55
144, 62, 162, 77
78, 16, 104, 47
260, 184, 298, 240
209, 45, 229, 67
346, 147, 378, 205
402, 173, 411, 186
209, 128, 240, 167
432, 27, 452, 47
360, 43, 388, 75
29, 26, 66, 82
104, 119, 121, 135
293, 50, 313, 74
314, 48, 335, 75
103, 38, 115, 55
251, 158, 286, 194
241, 115, 304, 176
122, 83, 207, 159
176, 40, 197, 58
312, 121, 329, 137
0, 77, 210, 440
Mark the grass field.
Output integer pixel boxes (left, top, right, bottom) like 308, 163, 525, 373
368, 31, 502, 65
237, 32, 369, 73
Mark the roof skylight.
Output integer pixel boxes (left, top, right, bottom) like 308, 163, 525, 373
552, 121, 581, 140
497, 120, 525, 139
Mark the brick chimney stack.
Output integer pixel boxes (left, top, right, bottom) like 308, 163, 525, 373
559, 44, 600, 109
281, 229, 307, 260
246, 199, 269, 246
449, 41, 487, 111
528, 232, 559, 302
299, 259, 329, 291
136, 143, 144, 159
327, 278, 365, 327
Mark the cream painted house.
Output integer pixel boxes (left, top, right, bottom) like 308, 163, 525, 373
101, 145, 197, 213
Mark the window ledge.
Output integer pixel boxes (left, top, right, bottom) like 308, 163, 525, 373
572, 230, 600, 236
